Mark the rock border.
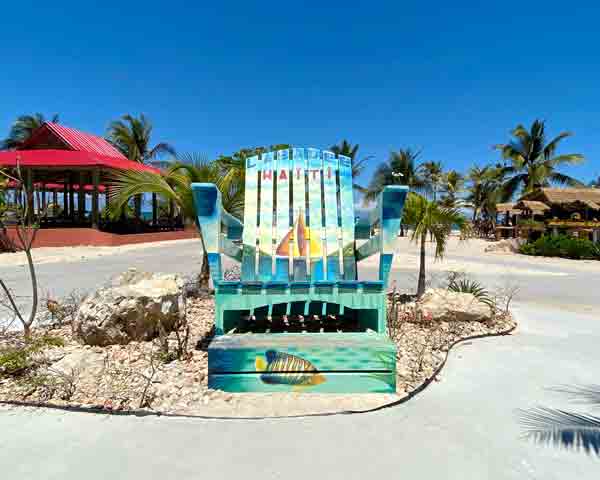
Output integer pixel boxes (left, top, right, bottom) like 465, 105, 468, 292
0, 317, 517, 420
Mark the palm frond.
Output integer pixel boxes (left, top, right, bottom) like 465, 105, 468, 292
543, 131, 572, 159
547, 154, 585, 167
549, 172, 584, 187
518, 407, 600, 456
551, 385, 600, 407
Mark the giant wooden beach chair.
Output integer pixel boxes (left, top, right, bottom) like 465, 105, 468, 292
192, 148, 408, 393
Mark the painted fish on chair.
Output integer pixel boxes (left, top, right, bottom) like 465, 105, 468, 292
255, 350, 326, 388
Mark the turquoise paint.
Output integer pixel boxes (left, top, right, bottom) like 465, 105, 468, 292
208, 333, 396, 393
190, 148, 409, 394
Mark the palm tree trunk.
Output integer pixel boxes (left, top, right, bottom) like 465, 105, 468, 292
199, 250, 210, 289
134, 194, 142, 219
417, 233, 426, 297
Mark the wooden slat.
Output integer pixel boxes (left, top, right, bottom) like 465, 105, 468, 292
209, 332, 396, 373
258, 152, 275, 280
241, 155, 259, 280
291, 148, 308, 280
322, 151, 340, 280
208, 371, 395, 393
307, 148, 324, 280
275, 149, 291, 281
338, 154, 357, 279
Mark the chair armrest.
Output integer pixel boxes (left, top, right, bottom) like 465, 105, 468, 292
222, 211, 243, 240
191, 183, 245, 282
378, 185, 409, 284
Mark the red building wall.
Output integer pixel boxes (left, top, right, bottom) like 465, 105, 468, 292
5, 226, 198, 248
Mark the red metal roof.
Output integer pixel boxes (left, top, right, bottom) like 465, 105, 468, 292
0, 149, 161, 173
21, 122, 126, 159
0, 122, 161, 173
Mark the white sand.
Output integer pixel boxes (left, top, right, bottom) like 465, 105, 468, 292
0, 239, 200, 267
2, 236, 599, 279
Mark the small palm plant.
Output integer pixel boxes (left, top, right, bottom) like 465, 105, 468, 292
447, 276, 492, 306
402, 193, 468, 297
109, 153, 243, 287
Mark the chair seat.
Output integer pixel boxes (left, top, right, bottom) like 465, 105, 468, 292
214, 280, 385, 293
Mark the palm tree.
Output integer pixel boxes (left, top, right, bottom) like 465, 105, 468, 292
2, 113, 59, 149
330, 140, 371, 191
439, 169, 464, 208
402, 193, 468, 297
495, 119, 585, 198
109, 153, 243, 287
107, 114, 175, 164
418, 161, 444, 201
364, 148, 425, 203
465, 165, 506, 222
107, 114, 176, 217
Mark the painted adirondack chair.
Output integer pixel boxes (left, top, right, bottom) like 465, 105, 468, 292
191, 148, 408, 393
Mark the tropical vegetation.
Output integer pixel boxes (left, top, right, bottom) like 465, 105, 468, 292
364, 148, 425, 203
495, 119, 584, 198
330, 140, 370, 191
109, 153, 244, 286
106, 114, 176, 217
402, 193, 468, 297
520, 234, 600, 260
1, 113, 59, 150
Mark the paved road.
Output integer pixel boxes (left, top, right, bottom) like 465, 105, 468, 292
3, 237, 600, 317
1, 240, 600, 478
1, 304, 599, 478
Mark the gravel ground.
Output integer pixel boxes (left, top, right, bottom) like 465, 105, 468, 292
0, 295, 515, 417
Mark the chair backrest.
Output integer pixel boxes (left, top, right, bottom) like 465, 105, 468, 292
241, 148, 356, 283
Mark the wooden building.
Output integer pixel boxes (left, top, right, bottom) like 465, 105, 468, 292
0, 122, 161, 228
496, 188, 600, 243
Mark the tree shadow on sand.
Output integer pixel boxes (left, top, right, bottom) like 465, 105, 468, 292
517, 384, 600, 457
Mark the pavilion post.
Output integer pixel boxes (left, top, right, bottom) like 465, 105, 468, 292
168, 199, 174, 226
53, 190, 58, 216
78, 171, 85, 222
68, 174, 75, 220
25, 168, 34, 224
42, 184, 47, 212
92, 168, 100, 229
152, 193, 157, 225
63, 182, 68, 217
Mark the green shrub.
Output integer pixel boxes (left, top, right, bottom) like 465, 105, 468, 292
0, 335, 65, 377
519, 234, 600, 260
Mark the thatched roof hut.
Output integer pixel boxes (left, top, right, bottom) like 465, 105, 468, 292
521, 188, 600, 210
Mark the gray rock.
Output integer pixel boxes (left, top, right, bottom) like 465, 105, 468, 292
418, 288, 490, 322
484, 238, 524, 253
73, 269, 186, 346
50, 350, 105, 376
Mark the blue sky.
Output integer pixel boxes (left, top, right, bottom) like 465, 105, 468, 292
1, 1, 599, 186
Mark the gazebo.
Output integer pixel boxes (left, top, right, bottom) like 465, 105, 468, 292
0, 122, 161, 229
